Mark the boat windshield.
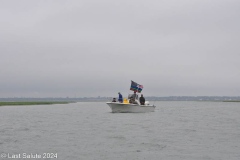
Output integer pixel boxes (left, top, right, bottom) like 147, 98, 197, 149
128, 94, 138, 99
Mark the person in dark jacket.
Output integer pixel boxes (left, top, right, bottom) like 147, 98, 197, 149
139, 94, 145, 105
118, 92, 123, 103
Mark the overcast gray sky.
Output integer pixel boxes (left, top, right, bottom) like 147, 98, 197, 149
0, 0, 240, 97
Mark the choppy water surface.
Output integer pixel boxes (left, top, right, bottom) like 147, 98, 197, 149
0, 101, 240, 160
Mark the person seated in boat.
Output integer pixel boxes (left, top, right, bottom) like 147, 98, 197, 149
118, 92, 123, 103
129, 97, 134, 103
129, 97, 138, 104
112, 98, 116, 102
139, 94, 145, 105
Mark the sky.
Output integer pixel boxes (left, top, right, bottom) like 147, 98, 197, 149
0, 0, 240, 97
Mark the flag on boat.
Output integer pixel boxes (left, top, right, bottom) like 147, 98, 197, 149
130, 81, 138, 92
138, 84, 143, 93
130, 80, 143, 93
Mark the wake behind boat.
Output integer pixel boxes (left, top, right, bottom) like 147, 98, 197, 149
106, 81, 156, 113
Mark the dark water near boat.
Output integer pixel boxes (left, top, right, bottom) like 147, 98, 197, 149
0, 101, 240, 160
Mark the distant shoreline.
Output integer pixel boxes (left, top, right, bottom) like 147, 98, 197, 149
0, 101, 72, 106
0, 100, 240, 106
223, 101, 240, 102
1, 96, 240, 103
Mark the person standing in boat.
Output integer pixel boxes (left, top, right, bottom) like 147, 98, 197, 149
139, 94, 145, 105
118, 92, 123, 103
132, 91, 138, 100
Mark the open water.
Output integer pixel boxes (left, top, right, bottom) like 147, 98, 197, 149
0, 101, 240, 160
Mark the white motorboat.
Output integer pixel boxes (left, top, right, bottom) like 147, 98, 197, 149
107, 80, 156, 113
106, 94, 156, 113
106, 102, 155, 113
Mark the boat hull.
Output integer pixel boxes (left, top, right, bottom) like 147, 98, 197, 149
106, 102, 155, 113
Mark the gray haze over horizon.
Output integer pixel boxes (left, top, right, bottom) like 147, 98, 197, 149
1, 0, 240, 98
